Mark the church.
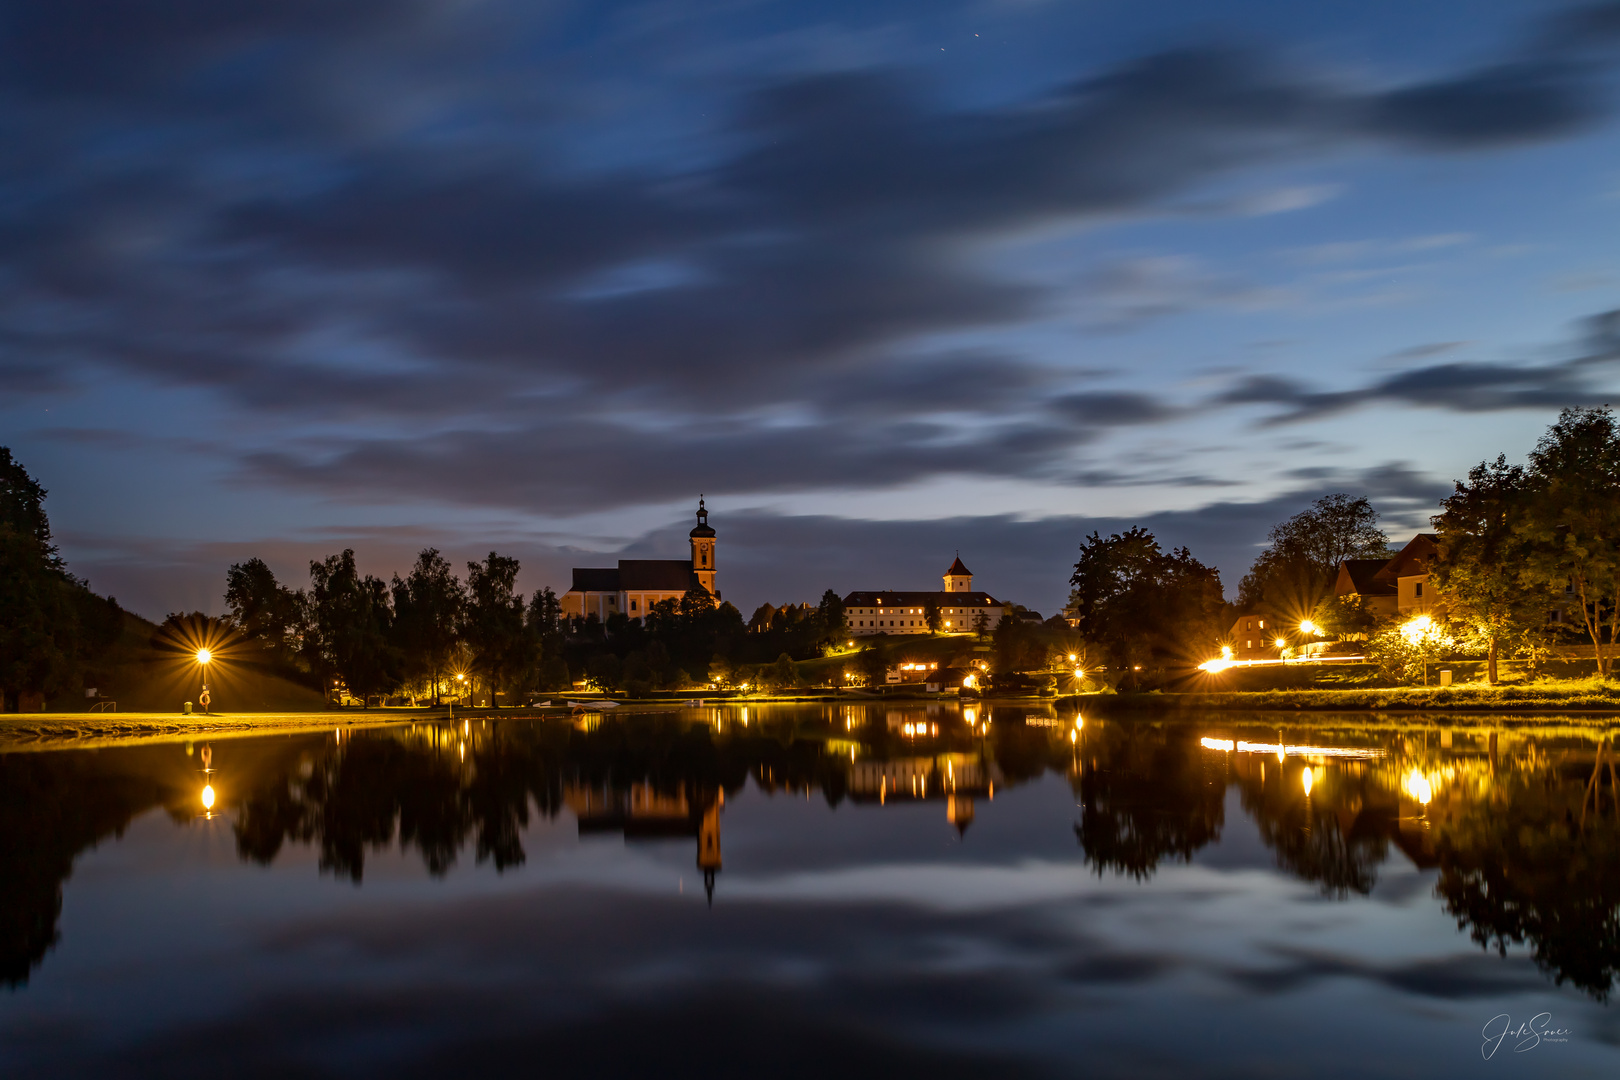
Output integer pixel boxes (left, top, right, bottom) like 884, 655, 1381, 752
560, 498, 719, 623
843, 556, 1007, 637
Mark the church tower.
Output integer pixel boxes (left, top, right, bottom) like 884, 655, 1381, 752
943, 554, 973, 593
690, 496, 717, 595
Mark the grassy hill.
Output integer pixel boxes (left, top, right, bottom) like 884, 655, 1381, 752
792, 632, 992, 686
58, 610, 327, 713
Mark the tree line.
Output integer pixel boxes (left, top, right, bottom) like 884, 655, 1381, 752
214, 549, 862, 703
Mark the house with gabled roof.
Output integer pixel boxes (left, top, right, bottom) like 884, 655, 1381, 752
1334, 533, 1439, 619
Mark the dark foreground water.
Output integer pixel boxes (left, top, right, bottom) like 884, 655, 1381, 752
3, 704, 1619, 1078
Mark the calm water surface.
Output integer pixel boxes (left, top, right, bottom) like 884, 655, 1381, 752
3, 704, 1619, 1077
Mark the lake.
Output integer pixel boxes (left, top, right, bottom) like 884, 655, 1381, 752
3, 703, 1618, 1077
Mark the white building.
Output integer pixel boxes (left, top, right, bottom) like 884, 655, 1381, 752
843, 557, 1007, 637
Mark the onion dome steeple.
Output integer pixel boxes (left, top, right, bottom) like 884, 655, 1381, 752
689, 495, 716, 538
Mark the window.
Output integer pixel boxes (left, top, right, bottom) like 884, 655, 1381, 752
1258, 619, 1265, 629
630, 600, 637, 611
1414, 581, 1424, 598
1247, 640, 1252, 649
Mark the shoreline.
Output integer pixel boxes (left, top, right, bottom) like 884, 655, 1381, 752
10, 683, 1620, 750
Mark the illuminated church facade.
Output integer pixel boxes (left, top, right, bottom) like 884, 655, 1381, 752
560, 498, 719, 623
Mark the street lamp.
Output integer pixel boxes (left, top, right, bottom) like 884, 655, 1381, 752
196, 649, 212, 714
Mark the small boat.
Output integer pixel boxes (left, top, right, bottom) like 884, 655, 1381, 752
684, 698, 704, 706
567, 699, 620, 711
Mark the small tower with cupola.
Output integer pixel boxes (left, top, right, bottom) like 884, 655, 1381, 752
943, 554, 973, 593
690, 496, 717, 595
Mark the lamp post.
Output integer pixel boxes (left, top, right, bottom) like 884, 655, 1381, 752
196, 649, 212, 714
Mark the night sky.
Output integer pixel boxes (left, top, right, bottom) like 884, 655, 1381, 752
6, 0, 1620, 621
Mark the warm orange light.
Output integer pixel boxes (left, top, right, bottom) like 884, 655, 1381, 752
1274, 638, 1286, 649
201, 784, 215, 810
196, 648, 212, 665
1301, 767, 1314, 796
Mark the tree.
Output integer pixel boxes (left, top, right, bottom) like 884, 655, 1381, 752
0, 449, 123, 711
1069, 527, 1226, 676
0, 449, 57, 564
857, 642, 889, 686
1518, 407, 1620, 677
923, 596, 941, 634
768, 652, 800, 690
464, 553, 528, 707
1238, 494, 1388, 615
817, 589, 847, 645
308, 550, 398, 706
391, 549, 464, 701
1432, 455, 1545, 683
225, 558, 306, 664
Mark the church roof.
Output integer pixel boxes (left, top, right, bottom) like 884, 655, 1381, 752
568, 560, 701, 594
945, 555, 972, 577
571, 567, 621, 593
619, 559, 698, 591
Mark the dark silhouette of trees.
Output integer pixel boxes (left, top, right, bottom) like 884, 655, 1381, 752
1238, 494, 1388, 616
308, 550, 398, 705
0, 449, 123, 712
1432, 456, 1546, 683
1068, 527, 1225, 675
391, 549, 465, 701
224, 557, 307, 668
464, 552, 527, 707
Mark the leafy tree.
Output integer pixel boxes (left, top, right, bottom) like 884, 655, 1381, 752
857, 642, 889, 686
585, 652, 622, 691
391, 549, 464, 700
1307, 593, 1377, 642
0, 450, 123, 711
817, 589, 848, 645
309, 550, 398, 706
225, 558, 306, 665
464, 553, 528, 707
992, 615, 1047, 673
0, 449, 57, 564
923, 596, 941, 634
1068, 527, 1225, 676
1517, 407, 1620, 677
1432, 455, 1545, 683
1238, 494, 1388, 615
768, 652, 800, 690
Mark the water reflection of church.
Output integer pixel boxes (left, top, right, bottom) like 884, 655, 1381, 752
565, 781, 724, 900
